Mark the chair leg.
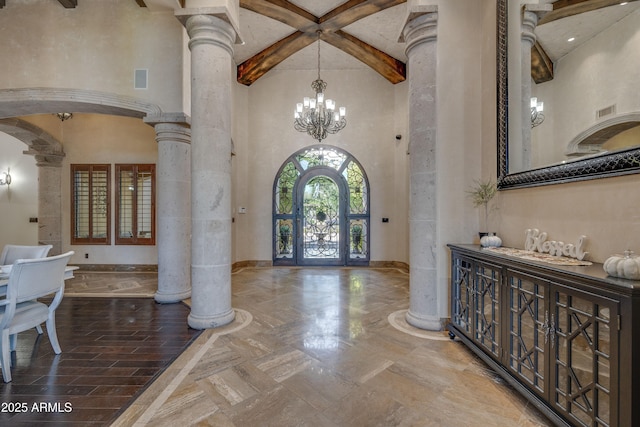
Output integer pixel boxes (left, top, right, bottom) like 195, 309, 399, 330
9, 334, 16, 351
1, 331, 12, 383
46, 315, 62, 354
35, 325, 43, 334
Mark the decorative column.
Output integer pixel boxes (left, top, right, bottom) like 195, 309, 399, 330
144, 114, 191, 303
403, 11, 441, 331
176, 11, 237, 329
520, 10, 538, 171
35, 153, 64, 255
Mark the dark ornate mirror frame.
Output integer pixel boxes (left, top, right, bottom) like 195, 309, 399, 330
496, 0, 640, 190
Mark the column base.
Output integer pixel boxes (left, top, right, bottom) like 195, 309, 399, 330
154, 289, 192, 304
188, 308, 235, 330
405, 310, 444, 331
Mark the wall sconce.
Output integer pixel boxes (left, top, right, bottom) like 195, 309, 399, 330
531, 97, 545, 128
0, 168, 11, 186
56, 112, 73, 121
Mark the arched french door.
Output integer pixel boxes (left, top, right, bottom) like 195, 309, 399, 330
273, 145, 370, 266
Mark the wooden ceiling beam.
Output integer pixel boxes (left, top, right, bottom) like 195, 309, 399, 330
238, 0, 407, 85
57, 0, 77, 8
240, 0, 318, 32
531, 41, 553, 83
237, 31, 317, 85
320, 0, 406, 31
538, 0, 637, 25
322, 30, 405, 84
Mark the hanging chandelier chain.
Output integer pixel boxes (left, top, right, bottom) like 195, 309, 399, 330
317, 31, 321, 82
293, 29, 347, 143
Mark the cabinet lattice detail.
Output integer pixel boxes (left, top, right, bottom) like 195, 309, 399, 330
448, 245, 634, 427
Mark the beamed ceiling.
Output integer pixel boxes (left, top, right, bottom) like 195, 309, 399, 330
1, 0, 638, 86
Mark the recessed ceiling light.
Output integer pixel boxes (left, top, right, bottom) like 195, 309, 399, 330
620, 2, 629, 5
567, 37, 575, 42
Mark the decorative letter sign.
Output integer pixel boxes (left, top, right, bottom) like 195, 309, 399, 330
524, 229, 588, 261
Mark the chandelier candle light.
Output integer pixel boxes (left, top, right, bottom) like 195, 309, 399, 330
294, 31, 346, 142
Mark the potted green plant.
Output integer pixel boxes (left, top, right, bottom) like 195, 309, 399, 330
279, 224, 291, 254
466, 178, 497, 238
351, 224, 363, 253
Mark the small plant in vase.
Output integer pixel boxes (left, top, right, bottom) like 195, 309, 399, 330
466, 178, 500, 247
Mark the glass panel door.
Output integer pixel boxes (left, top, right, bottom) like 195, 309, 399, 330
299, 175, 342, 265
273, 145, 370, 266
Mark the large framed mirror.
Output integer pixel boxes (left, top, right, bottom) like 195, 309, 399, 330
497, 0, 640, 189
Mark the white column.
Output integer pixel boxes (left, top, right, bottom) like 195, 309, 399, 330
520, 10, 538, 171
144, 114, 192, 303
35, 154, 64, 255
179, 13, 236, 329
403, 12, 441, 331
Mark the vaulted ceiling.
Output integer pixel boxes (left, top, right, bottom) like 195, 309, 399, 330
2, 0, 638, 86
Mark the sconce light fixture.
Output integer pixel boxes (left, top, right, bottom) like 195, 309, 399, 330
0, 168, 11, 186
531, 97, 545, 128
55, 112, 73, 121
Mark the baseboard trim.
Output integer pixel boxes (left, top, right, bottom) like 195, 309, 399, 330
74, 264, 158, 272
231, 260, 409, 273
369, 261, 410, 273
74, 261, 409, 274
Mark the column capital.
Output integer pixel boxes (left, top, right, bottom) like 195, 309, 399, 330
144, 112, 191, 127
521, 10, 538, 46
24, 149, 65, 167
144, 114, 192, 145
401, 10, 438, 56
175, 6, 243, 44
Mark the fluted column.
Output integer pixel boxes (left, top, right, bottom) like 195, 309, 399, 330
403, 12, 441, 331
178, 13, 236, 329
35, 153, 64, 255
144, 114, 191, 303
520, 10, 538, 171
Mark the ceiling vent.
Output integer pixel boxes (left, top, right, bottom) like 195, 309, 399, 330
596, 104, 616, 120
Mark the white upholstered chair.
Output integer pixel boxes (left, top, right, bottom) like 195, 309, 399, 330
0, 251, 74, 382
0, 244, 54, 334
0, 244, 53, 265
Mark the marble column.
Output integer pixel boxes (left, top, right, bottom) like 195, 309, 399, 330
178, 13, 236, 329
520, 10, 538, 171
403, 12, 441, 331
144, 114, 192, 303
35, 153, 64, 255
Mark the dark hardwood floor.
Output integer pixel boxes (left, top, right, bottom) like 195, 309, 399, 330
0, 297, 200, 426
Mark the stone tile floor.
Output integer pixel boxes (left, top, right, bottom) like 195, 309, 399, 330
111, 267, 552, 427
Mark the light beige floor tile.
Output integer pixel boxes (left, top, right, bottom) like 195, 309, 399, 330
105, 267, 552, 427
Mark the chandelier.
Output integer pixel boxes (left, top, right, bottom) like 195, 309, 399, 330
294, 31, 346, 142
530, 97, 544, 128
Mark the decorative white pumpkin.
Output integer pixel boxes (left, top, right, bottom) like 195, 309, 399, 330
480, 233, 502, 248
603, 250, 640, 280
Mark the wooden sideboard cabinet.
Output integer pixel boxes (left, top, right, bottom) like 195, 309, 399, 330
447, 244, 640, 427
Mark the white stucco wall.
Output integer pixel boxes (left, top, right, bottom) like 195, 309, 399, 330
0, 134, 39, 247
0, 0, 185, 113
16, 113, 159, 266
492, 4, 640, 263
532, 8, 640, 167
231, 67, 410, 263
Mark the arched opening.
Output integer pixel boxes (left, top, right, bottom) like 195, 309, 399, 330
273, 145, 370, 266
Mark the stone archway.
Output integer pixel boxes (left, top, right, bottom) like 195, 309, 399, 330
0, 88, 165, 255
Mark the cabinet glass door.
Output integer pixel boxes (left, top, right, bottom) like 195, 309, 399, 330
551, 285, 618, 427
507, 270, 548, 398
451, 256, 473, 337
474, 262, 501, 359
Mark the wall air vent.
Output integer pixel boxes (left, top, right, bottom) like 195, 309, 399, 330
134, 69, 148, 90
596, 104, 616, 120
